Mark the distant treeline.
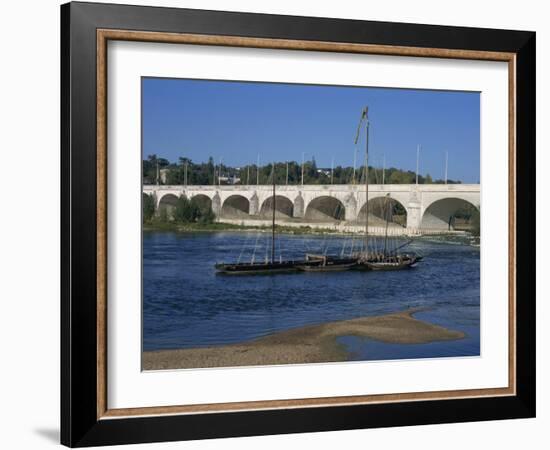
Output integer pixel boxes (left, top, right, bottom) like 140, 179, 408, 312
143, 154, 462, 186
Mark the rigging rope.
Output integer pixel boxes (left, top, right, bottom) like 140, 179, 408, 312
237, 230, 252, 264
251, 228, 262, 264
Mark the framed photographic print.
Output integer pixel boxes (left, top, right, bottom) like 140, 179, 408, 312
61, 1, 535, 447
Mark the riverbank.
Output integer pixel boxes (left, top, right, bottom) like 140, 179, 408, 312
143, 220, 324, 235
143, 220, 477, 242
143, 309, 465, 370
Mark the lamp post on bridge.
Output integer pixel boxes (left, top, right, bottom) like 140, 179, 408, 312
301, 152, 305, 186
444, 151, 448, 185
257, 154, 260, 186
416, 144, 421, 185
217, 157, 223, 186
184, 161, 188, 186
156, 159, 159, 186
352, 147, 357, 185
286, 161, 289, 185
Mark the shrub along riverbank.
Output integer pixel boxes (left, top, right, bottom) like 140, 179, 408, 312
143, 193, 215, 225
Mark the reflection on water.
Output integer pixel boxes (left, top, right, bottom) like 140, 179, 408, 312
143, 231, 480, 360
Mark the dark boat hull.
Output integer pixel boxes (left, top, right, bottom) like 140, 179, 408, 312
216, 253, 421, 274
215, 255, 358, 274
353, 254, 420, 271
367, 260, 415, 271
367, 255, 418, 271
215, 260, 318, 274
296, 257, 357, 272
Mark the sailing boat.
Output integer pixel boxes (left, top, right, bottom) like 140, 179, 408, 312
215, 164, 315, 274
365, 194, 420, 270
215, 164, 357, 274
352, 107, 421, 271
216, 108, 422, 274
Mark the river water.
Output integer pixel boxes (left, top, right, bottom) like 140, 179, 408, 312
143, 231, 480, 361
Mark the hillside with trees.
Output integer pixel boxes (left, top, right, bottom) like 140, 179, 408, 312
143, 155, 463, 186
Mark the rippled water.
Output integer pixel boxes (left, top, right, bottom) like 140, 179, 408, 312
143, 231, 480, 360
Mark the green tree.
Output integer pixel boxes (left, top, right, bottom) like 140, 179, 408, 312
143, 157, 467, 186
207, 157, 215, 184
173, 195, 194, 222
388, 170, 414, 184
142, 154, 157, 184
165, 166, 179, 185
190, 196, 209, 218
143, 154, 170, 184
158, 205, 169, 223
198, 208, 215, 224
143, 193, 156, 223
470, 207, 480, 237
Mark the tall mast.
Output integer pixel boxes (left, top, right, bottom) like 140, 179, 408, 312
352, 148, 357, 184
445, 151, 448, 184
364, 108, 370, 256
257, 154, 260, 185
354, 107, 369, 257
382, 154, 385, 185
271, 162, 276, 264
156, 159, 160, 186
301, 152, 305, 186
416, 144, 420, 185
383, 194, 390, 257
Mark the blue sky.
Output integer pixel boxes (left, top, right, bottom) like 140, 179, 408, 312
142, 78, 480, 183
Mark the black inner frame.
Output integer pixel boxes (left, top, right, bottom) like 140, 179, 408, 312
61, 2, 535, 447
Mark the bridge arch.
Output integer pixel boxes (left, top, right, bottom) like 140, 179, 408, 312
190, 194, 213, 216
157, 193, 179, 220
305, 196, 345, 222
421, 197, 479, 230
357, 196, 407, 227
221, 194, 250, 218
260, 195, 294, 218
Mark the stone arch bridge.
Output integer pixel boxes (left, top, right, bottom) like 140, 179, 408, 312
143, 184, 480, 231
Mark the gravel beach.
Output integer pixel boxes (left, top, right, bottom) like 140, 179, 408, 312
143, 309, 465, 370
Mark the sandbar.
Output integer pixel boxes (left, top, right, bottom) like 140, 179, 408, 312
143, 309, 465, 370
